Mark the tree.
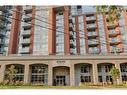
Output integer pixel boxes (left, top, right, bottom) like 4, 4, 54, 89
6, 65, 18, 83
96, 6, 124, 24
109, 66, 120, 85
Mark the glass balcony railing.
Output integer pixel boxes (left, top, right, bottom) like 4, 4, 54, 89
88, 40, 98, 45
86, 16, 95, 21
21, 39, 30, 44
88, 32, 97, 36
109, 38, 121, 43
24, 6, 32, 10
89, 48, 100, 54
87, 24, 96, 29
21, 30, 31, 35
109, 30, 120, 35
110, 47, 122, 53
19, 47, 30, 53
0, 11, 3, 16
0, 39, 4, 44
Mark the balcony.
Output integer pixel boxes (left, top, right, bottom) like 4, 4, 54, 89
86, 16, 95, 21
110, 47, 123, 53
69, 23, 74, 28
70, 35, 74, 40
69, 19, 73, 23
107, 23, 116, 29
7, 24, 11, 31
70, 43, 75, 48
88, 32, 98, 37
0, 6, 6, 12
88, 40, 98, 47
21, 30, 31, 36
0, 23, 5, 29
87, 23, 96, 29
21, 39, 30, 44
0, 11, 3, 16
89, 49, 100, 54
0, 39, 4, 45
19, 47, 30, 53
0, 31, 5, 36
24, 6, 32, 14
25, 13, 32, 18
23, 17, 32, 22
69, 27, 74, 31
70, 31, 74, 36
77, 9, 82, 14
70, 40, 74, 44
24, 6, 32, 10
109, 30, 120, 37
23, 23, 31, 30
109, 38, 121, 45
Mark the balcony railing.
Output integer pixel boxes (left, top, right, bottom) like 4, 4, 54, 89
87, 23, 96, 29
19, 47, 30, 53
88, 40, 98, 45
86, 16, 95, 21
88, 32, 97, 36
109, 30, 120, 36
21, 30, 31, 35
110, 47, 123, 53
0, 39, 4, 44
0, 31, 5, 35
21, 39, 30, 44
0, 11, 3, 16
109, 38, 121, 43
69, 23, 74, 28
24, 6, 32, 10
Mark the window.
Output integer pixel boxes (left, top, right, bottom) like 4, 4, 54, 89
98, 76, 102, 82
80, 76, 91, 82
81, 65, 90, 73
30, 64, 48, 85
5, 65, 24, 81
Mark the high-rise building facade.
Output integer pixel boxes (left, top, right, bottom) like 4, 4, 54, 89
1, 5, 127, 86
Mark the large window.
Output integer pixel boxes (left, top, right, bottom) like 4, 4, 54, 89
5, 64, 24, 81
80, 76, 91, 82
81, 65, 91, 73
30, 64, 48, 85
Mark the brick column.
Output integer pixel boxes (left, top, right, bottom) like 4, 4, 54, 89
70, 64, 75, 86
64, 6, 70, 55
92, 63, 98, 84
24, 64, 30, 84
75, 16, 80, 54
8, 6, 22, 54
48, 7, 56, 55
48, 65, 53, 86
0, 64, 5, 82
115, 63, 122, 84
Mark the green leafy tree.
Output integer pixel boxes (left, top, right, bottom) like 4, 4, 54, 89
6, 65, 18, 83
109, 66, 120, 85
96, 6, 124, 24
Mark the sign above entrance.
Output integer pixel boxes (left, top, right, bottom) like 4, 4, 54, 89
57, 60, 65, 64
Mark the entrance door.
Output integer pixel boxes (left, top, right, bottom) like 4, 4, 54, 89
55, 76, 66, 86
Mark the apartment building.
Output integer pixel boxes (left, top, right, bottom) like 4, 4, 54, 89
0, 6, 127, 86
